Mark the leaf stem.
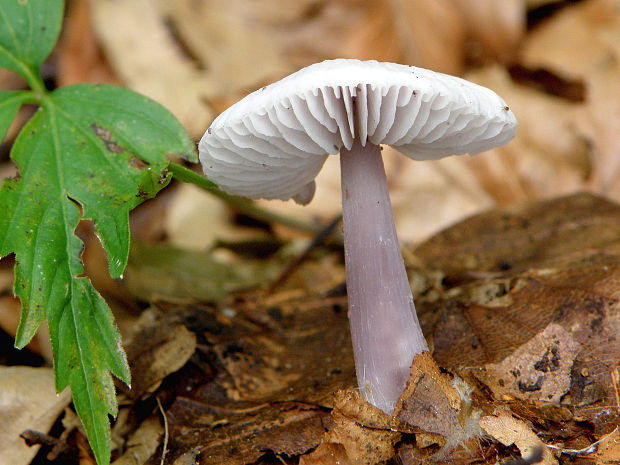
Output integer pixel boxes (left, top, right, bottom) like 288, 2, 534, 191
21, 64, 47, 100
168, 162, 325, 234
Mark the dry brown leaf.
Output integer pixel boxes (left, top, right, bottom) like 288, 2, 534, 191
526, 0, 558, 7
479, 413, 557, 465
157, 289, 353, 463
450, 0, 525, 63
88, 0, 216, 138
415, 193, 620, 430
341, 0, 465, 74
587, 428, 620, 464
120, 309, 197, 400
465, 65, 588, 205
520, 0, 620, 80
0, 367, 72, 465
575, 55, 620, 196
110, 416, 162, 465
158, 0, 291, 96
87, 0, 471, 140
56, 0, 119, 86
414, 193, 620, 277
299, 442, 352, 465
394, 351, 461, 438
322, 390, 401, 465
474, 323, 581, 402
164, 183, 271, 250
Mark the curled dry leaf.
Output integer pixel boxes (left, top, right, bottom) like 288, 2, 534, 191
0, 367, 72, 465
479, 413, 557, 465
120, 308, 197, 400
320, 390, 401, 465
299, 442, 351, 465
394, 352, 461, 439
110, 417, 162, 465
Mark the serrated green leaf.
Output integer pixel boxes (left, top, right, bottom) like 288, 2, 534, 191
0, 0, 63, 81
0, 90, 31, 142
0, 83, 195, 465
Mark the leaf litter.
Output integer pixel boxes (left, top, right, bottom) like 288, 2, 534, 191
67, 193, 618, 465
2, 1, 620, 464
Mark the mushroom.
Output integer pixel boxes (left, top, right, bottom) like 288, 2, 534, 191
199, 59, 517, 414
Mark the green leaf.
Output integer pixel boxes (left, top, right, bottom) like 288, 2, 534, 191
0, 83, 195, 465
0, 90, 31, 142
0, 0, 63, 83
125, 240, 282, 303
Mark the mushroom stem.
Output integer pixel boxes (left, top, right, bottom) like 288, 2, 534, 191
340, 140, 428, 414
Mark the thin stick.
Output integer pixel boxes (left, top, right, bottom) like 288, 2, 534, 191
612, 367, 620, 415
156, 398, 169, 465
266, 214, 342, 294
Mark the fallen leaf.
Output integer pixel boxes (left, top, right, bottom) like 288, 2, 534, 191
520, 0, 620, 80
450, 0, 525, 63
394, 352, 461, 438
88, 0, 215, 138
414, 193, 620, 277
575, 54, 620, 196
415, 193, 620, 430
124, 240, 281, 303
322, 390, 401, 465
299, 442, 351, 465
479, 413, 557, 465
111, 416, 163, 465
120, 308, 197, 400
55, 0, 119, 86
474, 323, 581, 402
465, 65, 588, 205
156, 286, 354, 463
164, 183, 273, 251
0, 367, 72, 465
341, 0, 466, 74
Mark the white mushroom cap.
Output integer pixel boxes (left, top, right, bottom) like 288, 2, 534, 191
199, 59, 517, 204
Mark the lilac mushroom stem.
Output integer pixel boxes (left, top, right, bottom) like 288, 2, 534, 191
340, 140, 428, 414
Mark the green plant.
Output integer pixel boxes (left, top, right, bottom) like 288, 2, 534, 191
0, 1, 195, 463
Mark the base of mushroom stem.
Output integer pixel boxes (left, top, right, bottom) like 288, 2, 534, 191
392, 351, 464, 434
